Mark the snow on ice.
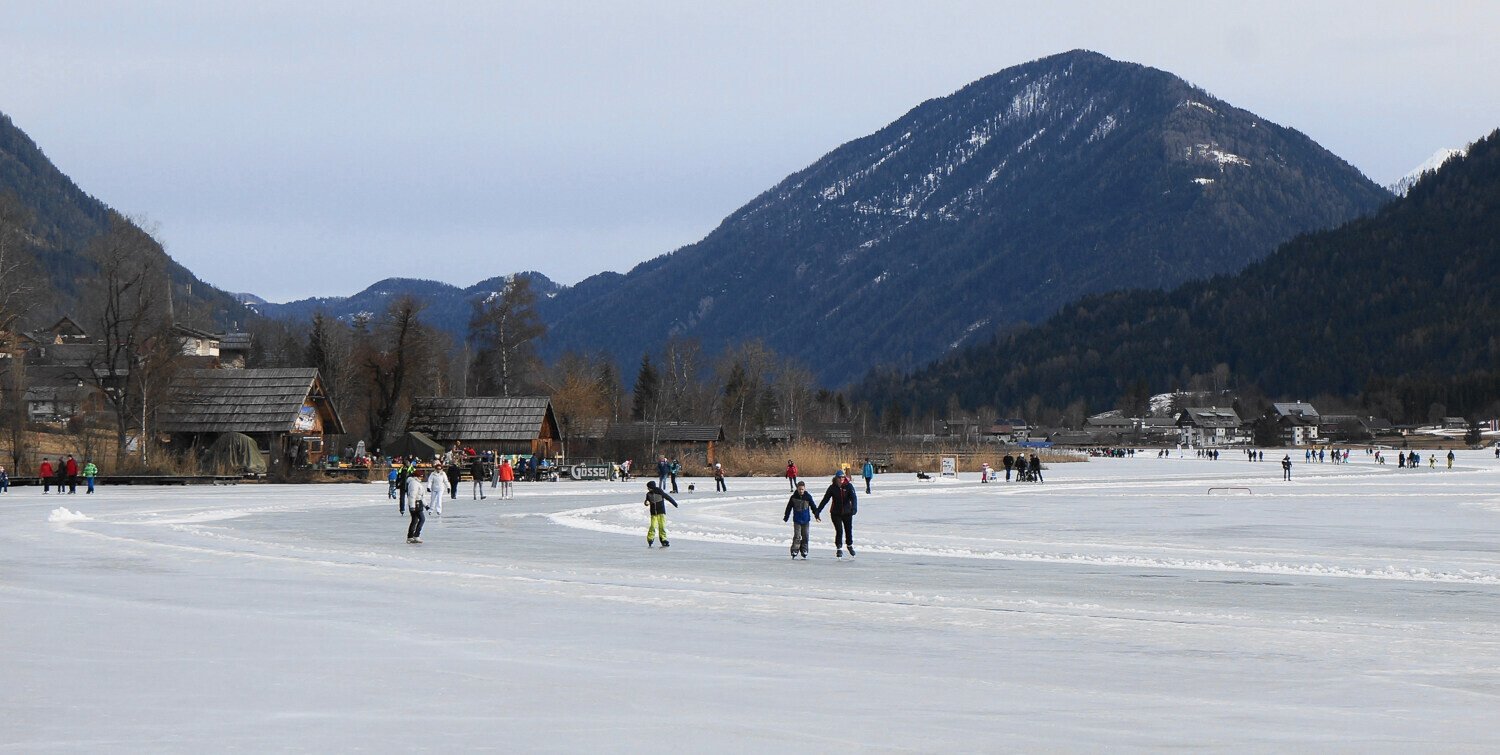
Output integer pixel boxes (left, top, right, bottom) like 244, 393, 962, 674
7, 452, 1500, 749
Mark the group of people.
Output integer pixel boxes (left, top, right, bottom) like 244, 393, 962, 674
390, 452, 527, 543
784, 458, 878, 495
997, 453, 1043, 483
641, 465, 862, 558
6, 455, 101, 494
781, 469, 860, 558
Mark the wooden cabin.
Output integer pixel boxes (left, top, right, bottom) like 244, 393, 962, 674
159, 368, 345, 470
405, 396, 561, 457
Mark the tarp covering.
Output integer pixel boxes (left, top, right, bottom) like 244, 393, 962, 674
203, 432, 268, 475
386, 431, 445, 460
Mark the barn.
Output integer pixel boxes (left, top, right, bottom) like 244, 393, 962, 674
160, 368, 345, 470
404, 396, 561, 457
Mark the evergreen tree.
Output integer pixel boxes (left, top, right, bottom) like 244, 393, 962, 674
630, 355, 659, 422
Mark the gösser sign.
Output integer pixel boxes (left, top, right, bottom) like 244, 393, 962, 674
570, 464, 612, 481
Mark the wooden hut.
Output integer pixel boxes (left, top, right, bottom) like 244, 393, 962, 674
405, 396, 561, 456
605, 421, 725, 464
160, 368, 345, 468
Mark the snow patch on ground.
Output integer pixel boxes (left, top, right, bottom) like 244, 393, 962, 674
48, 507, 92, 523
1191, 144, 1250, 167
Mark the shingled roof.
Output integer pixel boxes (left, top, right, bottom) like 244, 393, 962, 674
406, 396, 557, 441
604, 421, 725, 443
160, 368, 344, 434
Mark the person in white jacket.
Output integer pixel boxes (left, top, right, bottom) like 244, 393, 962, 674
405, 470, 428, 543
427, 464, 448, 516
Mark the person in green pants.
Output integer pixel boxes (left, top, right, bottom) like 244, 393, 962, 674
83, 460, 99, 494
643, 481, 678, 548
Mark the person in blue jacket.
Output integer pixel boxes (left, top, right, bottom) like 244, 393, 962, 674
815, 470, 859, 558
784, 481, 820, 558
0, 465, 9, 493
861, 458, 875, 494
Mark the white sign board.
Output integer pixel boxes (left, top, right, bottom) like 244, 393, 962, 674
940, 457, 957, 478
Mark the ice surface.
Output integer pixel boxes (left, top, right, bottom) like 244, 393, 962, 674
6, 452, 1500, 750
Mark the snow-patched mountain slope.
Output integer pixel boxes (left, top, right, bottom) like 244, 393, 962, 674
1386, 147, 1467, 196
538, 50, 1391, 383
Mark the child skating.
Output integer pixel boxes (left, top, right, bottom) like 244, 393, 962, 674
644, 480, 678, 548
784, 481, 820, 558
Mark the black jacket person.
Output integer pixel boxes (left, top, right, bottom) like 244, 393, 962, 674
815, 471, 859, 557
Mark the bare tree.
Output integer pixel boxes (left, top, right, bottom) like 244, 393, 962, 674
715, 340, 778, 442
661, 336, 708, 423
307, 312, 364, 432
544, 352, 615, 450
469, 276, 546, 396
0, 193, 37, 469
363, 296, 428, 448
77, 213, 175, 458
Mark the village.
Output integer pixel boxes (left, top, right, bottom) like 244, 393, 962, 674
3, 314, 1493, 490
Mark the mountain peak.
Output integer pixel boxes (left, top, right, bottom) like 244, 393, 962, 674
540, 52, 1391, 383
1387, 147, 1467, 196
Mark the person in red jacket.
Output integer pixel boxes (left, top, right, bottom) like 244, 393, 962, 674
65, 455, 80, 494
39, 458, 54, 494
498, 457, 515, 499
785, 460, 799, 491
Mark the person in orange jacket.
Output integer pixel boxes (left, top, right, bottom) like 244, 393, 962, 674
498, 457, 515, 499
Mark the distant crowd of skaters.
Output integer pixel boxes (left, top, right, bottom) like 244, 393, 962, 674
386, 443, 1490, 547
389, 446, 539, 543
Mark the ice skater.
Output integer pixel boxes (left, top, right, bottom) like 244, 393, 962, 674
1448, 450, 1455, 469
644, 480, 678, 548
499, 457, 514, 499
427, 463, 448, 516
713, 462, 727, 492
1281, 454, 1293, 480
815, 470, 859, 558
39, 458, 53, 493
785, 460, 799, 491
83, 460, 98, 494
405, 469, 428, 543
862, 457, 875, 494
0, 465, 9, 493
785, 481, 820, 558
471, 454, 488, 500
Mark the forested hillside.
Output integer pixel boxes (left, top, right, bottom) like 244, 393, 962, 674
0, 112, 252, 330
861, 128, 1500, 423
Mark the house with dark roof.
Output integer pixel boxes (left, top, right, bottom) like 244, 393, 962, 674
405, 396, 561, 457
160, 368, 345, 468
1269, 402, 1321, 445
1176, 407, 1244, 446
604, 421, 725, 464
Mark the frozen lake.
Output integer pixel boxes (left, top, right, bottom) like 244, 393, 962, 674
5, 451, 1500, 751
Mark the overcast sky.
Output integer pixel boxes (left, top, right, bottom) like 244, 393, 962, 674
2, 1, 1497, 302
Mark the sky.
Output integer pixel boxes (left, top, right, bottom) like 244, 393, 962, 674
1, 1, 1497, 302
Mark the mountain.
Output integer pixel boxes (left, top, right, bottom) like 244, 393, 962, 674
533, 49, 1391, 383
862, 127, 1500, 422
1387, 147, 1467, 196
255, 273, 562, 334
0, 111, 253, 330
